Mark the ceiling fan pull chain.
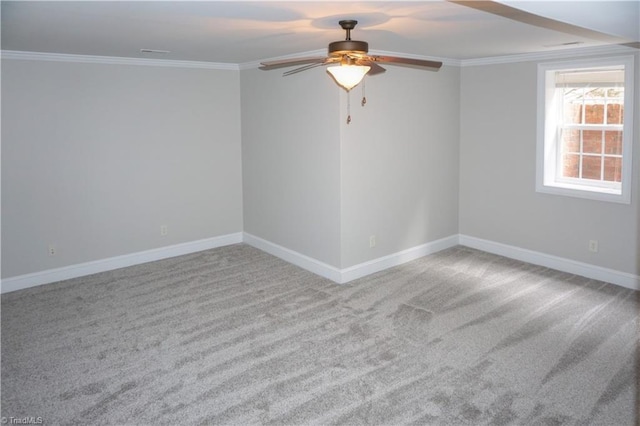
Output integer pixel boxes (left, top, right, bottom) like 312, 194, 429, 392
361, 78, 367, 107
347, 90, 352, 124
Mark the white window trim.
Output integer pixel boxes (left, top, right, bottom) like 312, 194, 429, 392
536, 55, 634, 204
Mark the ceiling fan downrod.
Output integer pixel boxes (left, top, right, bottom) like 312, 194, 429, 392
339, 20, 357, 40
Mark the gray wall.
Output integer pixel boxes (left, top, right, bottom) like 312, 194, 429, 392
240, 67, 342, 267
340, 66, 460, 267
459, 54, 639, 275
2, 60, 243, 278
241, 64, 460, 269
4, 51, 636, 281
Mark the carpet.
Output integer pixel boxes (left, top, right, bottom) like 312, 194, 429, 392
2, 244, 638, 425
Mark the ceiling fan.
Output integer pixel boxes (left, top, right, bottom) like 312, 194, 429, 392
259, 20, 443, 91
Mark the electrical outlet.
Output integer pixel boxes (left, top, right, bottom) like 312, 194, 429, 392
369, 235, 376, 248
588, 240, 598, 253
48, 244, 56, 256
160, 225, 168, 236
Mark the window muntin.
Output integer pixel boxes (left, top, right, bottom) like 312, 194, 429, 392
537, 56, 634, 204
558, 83, 624, 187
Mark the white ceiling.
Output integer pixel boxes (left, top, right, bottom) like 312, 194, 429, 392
2, 1, 638, 65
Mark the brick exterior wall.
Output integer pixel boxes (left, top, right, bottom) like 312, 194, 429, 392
561, 101, 623, 182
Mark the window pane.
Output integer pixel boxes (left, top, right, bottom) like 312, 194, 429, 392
604, 157, 622, 182
607, 88, 623, 98
563, 102, 583, 124
606, 103, 623, 124
584, 103, 604, 124
582, 130, 602, 154
582, 156, 602, 180
604, 131, 623, 155
561, 129, 580, 152
562, 154, 580, 178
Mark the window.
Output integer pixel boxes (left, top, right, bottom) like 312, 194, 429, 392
537, 56, 634, 203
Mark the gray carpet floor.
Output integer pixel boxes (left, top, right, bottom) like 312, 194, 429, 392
1, 244, 638, 425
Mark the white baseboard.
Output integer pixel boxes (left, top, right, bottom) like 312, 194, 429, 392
340, 235, 460, 283
242, 233, 343, 282
1, 232, 456, 293
244, 232, 459, 284
459, 234, 639, 291
4, 232, 636, 294
1, 233, 243, 294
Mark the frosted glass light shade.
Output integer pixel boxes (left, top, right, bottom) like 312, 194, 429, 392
327, 65, 371, 90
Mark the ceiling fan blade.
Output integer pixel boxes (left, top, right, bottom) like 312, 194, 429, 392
259, 57, 327, 70
371, 56, 443, 70
282, 62, 329, 76
359, 61, 386, 75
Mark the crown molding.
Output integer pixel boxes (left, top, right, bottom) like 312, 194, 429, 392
1, 50, 239, 70
459, 44, 637, 67
3, 45, 636, 71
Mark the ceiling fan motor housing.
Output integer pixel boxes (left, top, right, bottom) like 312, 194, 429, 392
328, 40, 369, 57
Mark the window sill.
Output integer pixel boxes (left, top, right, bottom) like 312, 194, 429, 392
536, 181, 629, 204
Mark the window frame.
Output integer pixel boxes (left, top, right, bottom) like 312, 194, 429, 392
536, 55, 634, 204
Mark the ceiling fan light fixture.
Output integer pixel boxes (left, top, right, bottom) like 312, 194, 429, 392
327, 64, 370, 91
